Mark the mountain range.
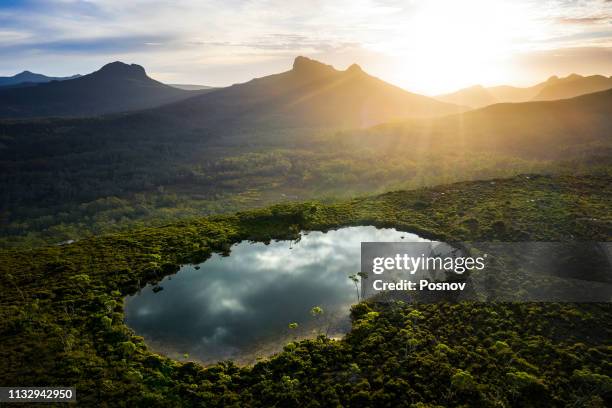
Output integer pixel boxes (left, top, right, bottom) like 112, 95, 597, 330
0, 57, 466, 124
151, 56, 466, 129
0, 62, 202, 118
0, 71, 80, 87
3, 57, 610, 125
436, 74, 612, 108
1, 57, 610, 161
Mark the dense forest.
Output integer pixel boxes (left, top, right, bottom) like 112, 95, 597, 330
0, 174, 610, 407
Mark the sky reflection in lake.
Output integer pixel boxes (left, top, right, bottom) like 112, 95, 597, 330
124, 226, 429, 364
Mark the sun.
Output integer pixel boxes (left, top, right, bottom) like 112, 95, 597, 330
377, 0, 545, 94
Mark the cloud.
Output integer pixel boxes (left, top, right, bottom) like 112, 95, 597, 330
0, 34, 175, 55
193, 34, 360, 53
557, 15, 612, 25
512, 46, 612, 83
0, 0, 611, 92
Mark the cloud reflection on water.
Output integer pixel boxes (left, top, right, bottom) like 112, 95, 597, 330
124, 226, 427, 363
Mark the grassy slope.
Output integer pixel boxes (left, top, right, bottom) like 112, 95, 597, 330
0, 174, 610, 407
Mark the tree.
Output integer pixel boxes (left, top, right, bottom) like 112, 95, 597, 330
348, 272, 368, 302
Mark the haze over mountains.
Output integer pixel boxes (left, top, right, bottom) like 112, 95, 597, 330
361, 87, 612, 160
231, 56, 464, 126
3, 56, 610, 124
532, 74, 612, 101
0, 62, 201, 118
436, 74, 612, 108
1, 56, 610, 162
147, 56, 466, 131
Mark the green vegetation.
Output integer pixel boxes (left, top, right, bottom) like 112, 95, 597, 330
1, 174, 610, 407
2, 120, 609, 248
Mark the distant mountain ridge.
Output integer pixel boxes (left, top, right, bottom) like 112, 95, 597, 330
0, 70, 80, 87
0, 62, 201, 118
532, 74, 612, 101
436, 74, 612, 108
157, 56, 466, 129
0, 57, 463, 122
371, 87, 612, 161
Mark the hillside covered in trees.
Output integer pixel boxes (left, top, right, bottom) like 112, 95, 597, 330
1, 80, 610, 247
0, 174, 610, 407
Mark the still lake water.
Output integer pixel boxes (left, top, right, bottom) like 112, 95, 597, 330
124, 226, 432, 364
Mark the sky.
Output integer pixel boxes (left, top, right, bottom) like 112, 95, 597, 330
0, 0, 611, 95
